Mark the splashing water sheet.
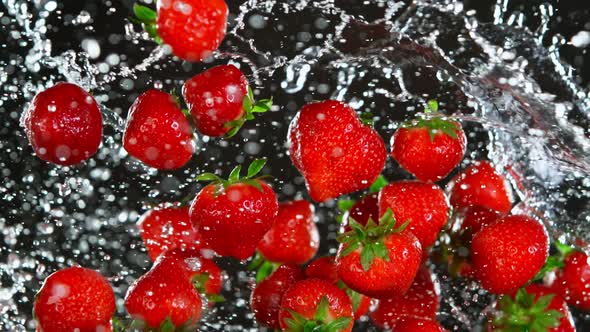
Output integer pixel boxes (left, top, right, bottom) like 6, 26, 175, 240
1, 0, 590, 331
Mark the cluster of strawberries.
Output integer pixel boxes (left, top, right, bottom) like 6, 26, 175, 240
23, 1, 590, 332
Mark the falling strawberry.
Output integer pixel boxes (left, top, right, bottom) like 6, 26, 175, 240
257, 200, 319, 265
23, 82, 103, 166
133, 0, 228, 62
137, 205, 201, 261
370, 266, 440, 329
250, 264, 305, 329
391, 100, 466, 182
182, 64, 272, 137
457, 206, 501, 236
447, 160, 513, 215
278, 278, 354, 332
471, 215, 549, 294
489, 284, 574, 332
34, 267, 115, 332
394, 318, 448, 332
336, 208, 422, 298
190, 158, 278, 260
123, 89, 194, 170
378, 180, 450, 248
287, 100, 387, 202
337, 175, 388, 226
552, 249, 590, 311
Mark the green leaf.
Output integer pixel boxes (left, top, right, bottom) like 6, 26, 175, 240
247, 86, 255, 101
196, 172, 220, 182
256, 260, 278, 283
247, 158, 267, 178
339, 242, 360, 257
427, 99, 439, 112
533, 256, 564, 281
192, 273, 210, 294
360, 245, 374, 271
224, 123, 243, 138
324, 317, 352, 332
337, 199, 355, 213
369, 175, 388, 193
159, 317, 176, 332
555, 241, 574, 256
373, 241, 389, 261
284, 317, 304, 332
133, 4, 157, 22
359, 112, 374, 126
346, 288, 363, 313
242, 95, 253, 112
206, 293, 225, 303
228, 165, 242, 182
243, 179, 264, 192
247, 252, 265, 271
314, 296, 330, 321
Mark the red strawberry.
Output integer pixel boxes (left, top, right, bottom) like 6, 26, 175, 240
344, 193, 379, 228
394, 318, 448, 332
287, 100, 387, 202
190, 159, 278, 260
123, 89, 194, 169
125, 252, 203, 330
133, 1, 228, 62
23, 82, 103, 166
378, 181, 450, 248
489, 284, 575, 332
458, 206, 501, 235
447, 161, 513, 215
34, 267, 115, 332
552, 251, 590, 311
250, 264, 305, 329
137, 205, 202, 261
182, 64, 272, 137
336, 209, 422, 298
370, 266, 440, 329
472, 215, 549, 294
257, 200, 319, 265
278, 278, 354, 332
391, 100, 466, 182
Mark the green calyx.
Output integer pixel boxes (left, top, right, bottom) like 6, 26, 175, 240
196, 158, 269, 193
336, 208, 408, 272
224, 86, 273, 138
492, 288, 564, 332
401, 99, 459, 141
132, 4, 162, 44
247, 251, 280, 282
335, 175, 388, 224
283, 296, 352, 332
533, 240, 575, 281
192, 273, 225, 303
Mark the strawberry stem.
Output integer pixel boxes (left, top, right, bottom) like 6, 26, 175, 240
224, 86, 273, 138
132, 4, 162, 44
492, 288, 563, 331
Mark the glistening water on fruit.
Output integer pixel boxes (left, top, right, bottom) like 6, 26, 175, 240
1, 0, 590, 331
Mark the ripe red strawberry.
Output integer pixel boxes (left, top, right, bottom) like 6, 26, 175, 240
378, 181, 450, 248
458, 206, 501, 235
23, 82, 103, 166
447, 161, 513, 215
394, 318, 448, 332
278, 278, 354, 332
336, 209, 422, 298
257, 200, 319, 265
123, 89, 194, 169
125, 252, 203, 330
287, 100, 387, 202
391, 100, 466, 182
472, 215, 549, 294
190, 159, 278, 260
137, 205, 202, 261
34, 267, 115, 332
370, 266, 440, 329
489, 284, 575, 332
344, 193, 379, 228
250, 264, 305, 329
133, 1, 228, 62
182, 64, 272, 137
552, 251, 590, 311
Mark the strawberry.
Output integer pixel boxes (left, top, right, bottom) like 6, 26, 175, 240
343, 193, 379, 228
182, 64, 272, 137
457, 206, 501, 235
257, 200, 319, 265
137, 205, 201, 261
370, 266, 440, 329
278, 278, 354, 332
447, 160, 513, 215
133, 1, 228, 62
23, 82, 103, 166
552, 250, 590, 311
378, 181, 450, 248
250, 264, 305, 329
33, 267, 115, 332
394, 318, 448, 332
489, 284, 575, 332
336, 209, 422, 298
471, 215, 549, 294
124, 251, 203, 330
391, 100, 466, 182
190, 159, 278, 260
287, 100, 387, 202
123, 89, 194, 170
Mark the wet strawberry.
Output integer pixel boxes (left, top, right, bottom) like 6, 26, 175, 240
391, 100, 466, 182
552, 251, 590, 311
472, 215, 549, 294
257, 200, 319, 265
344, 193, 379, 228
287, 100, 387, 202
458, 206, 501, 235
23, 82, 103, 166
34, 267, 115, 332
394, 318, 448, 332
123, 89, 194, 169
378, 181, 450, 248
190, 159, 278, 260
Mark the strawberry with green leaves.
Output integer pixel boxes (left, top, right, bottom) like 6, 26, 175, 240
335, 209, 422, 298
547, 243, 590, 311
278, 278, 354, 332
337, 175, 388, 227
190, 159, 278, 260
391, 100, 466, 182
